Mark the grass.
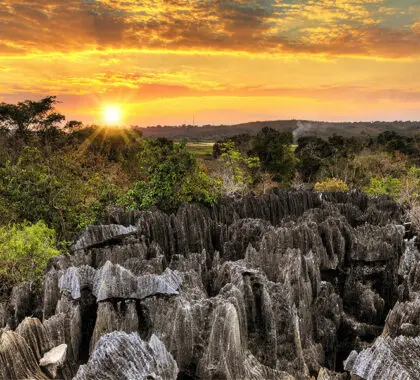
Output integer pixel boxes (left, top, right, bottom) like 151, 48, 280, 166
186, 142, 214, 159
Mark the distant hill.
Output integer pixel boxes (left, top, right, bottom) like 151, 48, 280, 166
137, 120, 420, 141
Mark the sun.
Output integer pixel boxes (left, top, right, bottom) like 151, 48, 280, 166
103, 105, 123, 125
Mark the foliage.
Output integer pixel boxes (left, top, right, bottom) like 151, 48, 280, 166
364, 177, 402, 197
314, 178, 349, 192
120, 139, 221, 213
215, 141, 260, 195
0, 221, 59, 297
397, 167, 420, 207
363, 167, 420, 207
295, 135, 364, 182
213, 134, 254, 159
0, 96, 65, 137
295, 136, 332, 182
252, 127, 296, 184
351, 152, 409, 188
0, 146, 128, 239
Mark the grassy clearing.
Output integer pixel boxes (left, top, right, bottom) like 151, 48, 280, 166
186, 142, 214, 159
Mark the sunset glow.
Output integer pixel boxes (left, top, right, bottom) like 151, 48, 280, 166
1, 0, 420, 124
103, 105, 122, 126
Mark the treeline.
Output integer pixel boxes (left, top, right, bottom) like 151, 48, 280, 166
138, 120, 420, 142
213, 129, 420, 209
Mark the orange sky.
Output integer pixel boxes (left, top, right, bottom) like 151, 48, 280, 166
1, 0, 420, 125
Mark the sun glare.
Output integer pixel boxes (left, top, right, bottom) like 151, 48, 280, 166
103, 105, 122, 125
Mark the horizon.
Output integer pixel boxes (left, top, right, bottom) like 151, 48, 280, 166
1, 1, 420, 124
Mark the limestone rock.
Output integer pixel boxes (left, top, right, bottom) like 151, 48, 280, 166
345, 335, 420, 379
39, 343, 67, 378
1, 190, 418, 379
74, 332, 178, 380
72, 224, 137, 251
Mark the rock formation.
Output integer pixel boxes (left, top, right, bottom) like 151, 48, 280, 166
0, 190, 419, 379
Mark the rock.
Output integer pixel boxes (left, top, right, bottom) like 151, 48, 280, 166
15, 317, 52, 361
74, 332, 178, 380
345, 335, 420, 379
72, 224, 137, 251
92, 261, 182, 301
8, 282, 34, 328
39, 344, 67, 378
1, 190, 418, 379
0, 329, 48, 380
58, 261, 182, 302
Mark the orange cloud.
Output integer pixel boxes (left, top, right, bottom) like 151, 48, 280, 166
0, 0, 419, 58
1, 0, 420, 124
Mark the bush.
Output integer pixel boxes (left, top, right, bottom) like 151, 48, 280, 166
364, 176, 402, 197
314, 178, 349, 192
0, 221, 60, 297
121, 139, 221, 213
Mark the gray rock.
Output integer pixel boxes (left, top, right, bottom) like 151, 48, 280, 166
74, 332, 178, 380
345, 335, 420, 379
72, 224, 137, 251
39, 343, 67, 378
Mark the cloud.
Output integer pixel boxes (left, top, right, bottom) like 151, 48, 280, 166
0, 0, 418, 58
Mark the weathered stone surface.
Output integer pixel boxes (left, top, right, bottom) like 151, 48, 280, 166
1, 190, 418, 379
344, 335, 420, 379
89, 300, 138, 353
72, 224, 137, 251
0, 329, 48, 380
15, 317, 53, 361
39, 343, 67, 378
74, 332, 178, 380
8, 282, 34, 328
93, 261, 182, 301
58, 261, 181, 302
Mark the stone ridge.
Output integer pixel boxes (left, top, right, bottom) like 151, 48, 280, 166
0, 190, 418, 380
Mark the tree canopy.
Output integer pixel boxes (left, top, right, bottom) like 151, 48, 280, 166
0, 96, 65, 137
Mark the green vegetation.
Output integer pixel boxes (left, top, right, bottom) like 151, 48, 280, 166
0, 221, 59, 297
315, 178, 349, 192
120, 139, 221, 213
0, 96, 419, 298
186, 142, 214, 159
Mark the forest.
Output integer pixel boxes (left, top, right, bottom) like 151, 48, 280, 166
0, 96, 420, 300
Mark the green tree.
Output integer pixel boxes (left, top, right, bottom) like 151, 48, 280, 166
121, 139, 221, 212
364, 177, 402, 197
0, 96, 65, 138
252, 127, 296, 184
0, 221, 59, 297
216, 141, 260, 195
0, 146, 128, 238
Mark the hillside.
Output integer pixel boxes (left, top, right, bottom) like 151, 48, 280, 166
139, 120, 420, 141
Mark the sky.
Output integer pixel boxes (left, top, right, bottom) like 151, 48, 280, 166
0, 0, 420, 126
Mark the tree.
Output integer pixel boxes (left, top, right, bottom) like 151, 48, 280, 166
216, 141, 260, 195
121, 139, 221, 213
0, 146, 128, 239
295, 136, 333, 182
0, 221, 59, 298
0, 96, 65, 138
252, 127, 296, 184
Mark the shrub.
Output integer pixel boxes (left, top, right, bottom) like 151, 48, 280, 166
314, 178, 349, 192
364, 176, 402, 197
0, 221, 60, 297
121, 139, 221, 213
